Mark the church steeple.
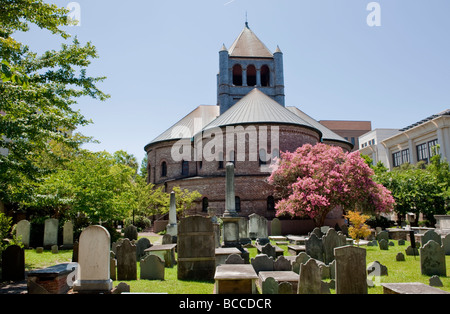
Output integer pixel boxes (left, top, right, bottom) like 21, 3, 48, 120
217, 25, 285, 114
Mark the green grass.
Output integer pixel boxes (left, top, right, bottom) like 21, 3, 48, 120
23, 238, 450, 294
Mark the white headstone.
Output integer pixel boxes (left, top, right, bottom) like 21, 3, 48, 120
43, 218, 58, 248
73, 225, 113, 293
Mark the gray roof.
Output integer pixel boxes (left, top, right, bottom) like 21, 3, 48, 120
228, 25, 273, 58
202, 88, 321, 137
400, 109, 450, 132
286, 106, 352, 146
145, 105, 220, 147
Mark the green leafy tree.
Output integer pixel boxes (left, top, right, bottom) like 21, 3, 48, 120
0, 0, 109, 205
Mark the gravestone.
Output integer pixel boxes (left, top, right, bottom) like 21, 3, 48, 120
298, 258, 322, 294
123, 225, 138, 241
443, 234, 450, 255
166, 191, 178, 237
292, 252, 311, 274
162, 233, 173, 245
110, 251, 116, 281
177, 216, 216, 281
225, 254, 245, 264
238, 218, 251, 245
310, 227, 322, 238
367, 261, 388, 276
16, 220, 31, 249
135, 237, 151, 260
378, 239, 389, 250
1, 245, 25, 281
140, 254, 165, 281
334, 245, 367, 294
116, 238, 137, 281
322, 228, 345, 264
73, 225, 113, 293
274, 256, 291, 271
262, 277, 278, 294
62, 221, 74, 249
261, 243, 277, 259
222, 163, 241, 247
420, 240, 446, 277
271, 218, 281, 236
278, 282, 293, 294
305, 233, 324, 262
376, 230, 389, 242
251, 254, 274, 274
248, 213, 268, 243
422, 229, 442, 246
396, 252, 405, 261
51, 245, 58, 254
429, 275, 443, 287
43, 218, 58, 249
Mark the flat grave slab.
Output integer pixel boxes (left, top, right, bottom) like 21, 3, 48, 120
286, 235, 307, 245
28, 263, 78, 294
215, 247, 242, 266
214, 264, 259, 294
258, 271, 299, 294
382, 283, 450, 294
269, 236, 287, 241
288, 245, 306, 256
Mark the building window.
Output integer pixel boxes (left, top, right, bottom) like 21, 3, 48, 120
202, 197, 209, 213
267, 196, 275, 211
161, 161, 167, 177
235, 196, 241, 212
182, 160, 189, 176
393, 152, 402, 168
417, 143, 429, 163
428, 139, 439, 157
261, 65, 270, 87
247, 65, 257, 87
233, 64, 243, 86
401, 149, 410, 164
351, 137, 356, 146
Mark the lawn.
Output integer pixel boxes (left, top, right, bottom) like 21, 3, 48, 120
22, 236, 450, 294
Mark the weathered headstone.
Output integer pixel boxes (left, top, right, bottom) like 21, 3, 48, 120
177, 216, 216, 281
305, 233, 324, 262
140, 254, 165, 281
51, 244, 58, 254
396, 252, 405, 261
334, 245, 367, 294
422, 229, 442, 246
262, 277, 279, 294
271, 218, 281, 236
251, 254, 274, 274
166, 191, 178, 237
1, 245, 25, 281
123, 225, 138, 241
274, 256, 291, 271
429, 275, 443, 287
110, 251, 116, 281
378, 239, 389, 250
261, 243, 277, 259
116, 238, 137, 281
248, 213, 268, 243
443, 234, 450, 255
292, 252, 311, 274
73, 225, 113, 293
225, 254, 245, 264
278, 281, 293, 294
420, 240, 446, 277
238, 218, 251, 245
135, 237, 151, 260
376, 230, 389, 242
162, 233, 173, 245
405, 245, 419, 256
62, 221, 74, 249
298, 258, 322, 294
322, 228, 344, 264
43, 218, 58, 249
16, 220, 30, 249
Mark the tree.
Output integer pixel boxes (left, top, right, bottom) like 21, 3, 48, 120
268, 143, 395, 227
345, 210, 371, 246
0, 0, 109, 205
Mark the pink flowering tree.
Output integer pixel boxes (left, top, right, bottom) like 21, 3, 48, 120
268, 143, 395, 227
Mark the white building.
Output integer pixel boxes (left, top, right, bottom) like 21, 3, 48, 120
362, 110, 450, 170
359, 129, 400, 167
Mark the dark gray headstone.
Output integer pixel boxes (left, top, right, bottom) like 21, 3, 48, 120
116, 238, 137, 281
420, 240, 446, 277
274, 256, 291, 271
1, 245, 25, 281
422, 230, 442, 246
305, 233, 324, 262
123, 225, 138, 241
251, 254, 274, 274
378, 239, 389, 250
225, 254, 245, 264
261, 243, 277, 259
334, 245, 367, 294
135, 237, 151, 260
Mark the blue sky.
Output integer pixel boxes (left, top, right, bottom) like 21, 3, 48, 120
14, 0, 450, 163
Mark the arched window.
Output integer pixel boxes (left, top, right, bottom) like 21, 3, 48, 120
267, 196, 275, 211
161, 161, 167, 177
259, 149, 267, 166
202, 197, 209, 213
235, 196, 241, 212
261, 65, 270, 87
181, 160, 189, 176
247, 65, 257, 87
233, 64, 243, 86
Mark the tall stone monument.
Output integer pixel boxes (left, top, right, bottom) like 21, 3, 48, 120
166, 191, 178, 238
222, 162, 240, 248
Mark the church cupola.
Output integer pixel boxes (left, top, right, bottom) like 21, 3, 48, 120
217, 23, 285, 114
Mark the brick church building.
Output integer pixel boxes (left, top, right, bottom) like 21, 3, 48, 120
144, 23, 352, 226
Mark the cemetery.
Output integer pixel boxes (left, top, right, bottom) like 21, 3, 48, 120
1, 163, 449, 295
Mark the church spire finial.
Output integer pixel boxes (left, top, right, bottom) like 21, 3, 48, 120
245, 11, 249, 28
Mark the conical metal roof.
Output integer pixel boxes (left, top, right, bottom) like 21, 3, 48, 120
228, 25, 273, 58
